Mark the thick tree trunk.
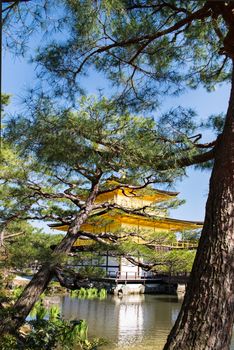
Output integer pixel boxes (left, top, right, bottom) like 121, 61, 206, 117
164, 63, 234, 349
0, 181, 100, 335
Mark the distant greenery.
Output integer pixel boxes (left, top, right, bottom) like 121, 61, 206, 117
77, 266, 105, 279
181, 230, 201, 241
156, 250, 196, 275
102, 230, 197, 275
1, 221, 63, 270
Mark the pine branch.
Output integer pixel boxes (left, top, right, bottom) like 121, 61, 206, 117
73, 3, 211, 76
126, 2, 191, 16
157, 148, 215, 170
97, 176, 166, 196
3, 232, 24, 240
125, 256, 167, 271
54, 266, 92, 290
27, 184, 82, 206
71, 229, 174, 250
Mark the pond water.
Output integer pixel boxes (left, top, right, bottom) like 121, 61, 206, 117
59, 294, 234, 350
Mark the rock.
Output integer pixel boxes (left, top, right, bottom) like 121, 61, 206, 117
12, 276, 30, 287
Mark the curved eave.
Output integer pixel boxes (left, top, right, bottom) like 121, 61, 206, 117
49, 213, 203, 232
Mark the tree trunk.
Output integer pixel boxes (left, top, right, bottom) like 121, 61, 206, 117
0, 264, 53, 334
163, 62, 234, 349
0, 181, 100, 334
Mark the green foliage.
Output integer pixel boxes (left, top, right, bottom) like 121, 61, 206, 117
98, 288, 107, 300
0, 302, 105, 350
2, 95, 188, 231
70, 287, 107, 300
0, 273, 14, 303
49, 305, 60, 322
47, 281, 67, 296
153, 249, 196, 274
11, 286, 24, 300
6, 96, 177, 175
78, 266, 105, 278
202, 113, 225, 134
33, 1, 231, 109
2, 221, 63, 270
26, 304, 105, 350
0, 334, 18, 350
0, 281, 106, 349
112, 229, 177, 256
25, 318, 97, 350
2, 1, 60, 56
1, 94, 11, 112
34, 301, 48, 321
181, 230, 201, 241
0, 145, 34, 224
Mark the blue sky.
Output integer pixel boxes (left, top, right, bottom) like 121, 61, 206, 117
3, 41, 231, 230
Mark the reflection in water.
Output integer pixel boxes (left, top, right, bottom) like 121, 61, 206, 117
117, 295, 144, 346
60, 294, 234, 350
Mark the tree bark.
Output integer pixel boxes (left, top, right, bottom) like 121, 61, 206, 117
0, 180, 100, 334
0, 264, 53, 334
163, 62, 234, 350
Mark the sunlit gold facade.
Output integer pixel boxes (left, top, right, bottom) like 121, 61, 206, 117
51, 187, 202, 247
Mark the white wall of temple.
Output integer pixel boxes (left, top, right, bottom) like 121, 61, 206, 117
73, 253, 153, 278
105, 256, 153, 278
120, 258, 142, 278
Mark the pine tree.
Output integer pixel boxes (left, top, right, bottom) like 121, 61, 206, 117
0, 96, 189, 334
31, 2, 234, 349
3, 1, 234, 348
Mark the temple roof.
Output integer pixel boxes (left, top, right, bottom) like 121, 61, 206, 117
49, 209, 203, 232
95, 186, 179, 204
49, 183, 202, 238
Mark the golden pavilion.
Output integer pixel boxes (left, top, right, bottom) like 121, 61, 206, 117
51, 185, 202, 279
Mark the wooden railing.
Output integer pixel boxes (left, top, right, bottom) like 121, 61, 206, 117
105, 271, 190, 281
155, 240, 198, 250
